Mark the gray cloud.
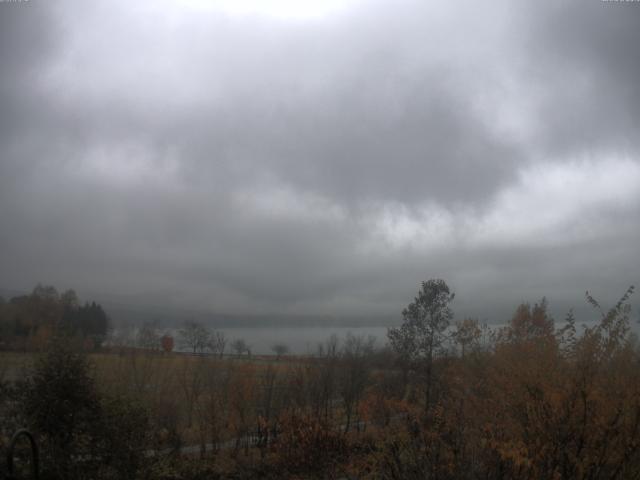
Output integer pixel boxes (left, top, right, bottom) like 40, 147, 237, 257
520, 1, 640, 157
0, 0, 638, 322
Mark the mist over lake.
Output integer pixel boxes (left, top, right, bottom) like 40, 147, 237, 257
149, 317, 619, 356
188, 326, 390, 355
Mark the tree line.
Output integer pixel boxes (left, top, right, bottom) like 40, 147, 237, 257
118, 318, 291, 360
0, 284, 110, 351
0, 279, 638, 479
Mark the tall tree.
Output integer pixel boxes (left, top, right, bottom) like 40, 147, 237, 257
388, 278, 454, 414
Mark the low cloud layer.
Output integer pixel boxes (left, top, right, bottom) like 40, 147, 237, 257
1, 0, 638, 321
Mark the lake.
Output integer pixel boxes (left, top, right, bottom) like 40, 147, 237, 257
196, 326, 390, 355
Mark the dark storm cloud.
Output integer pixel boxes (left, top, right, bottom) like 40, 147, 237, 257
0, 0, 638, 319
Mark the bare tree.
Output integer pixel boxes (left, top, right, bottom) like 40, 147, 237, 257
176, 355, 206, 428
231, 338, 250, 357
339, 333, 375, 432
308, 334, 340, 423
179, 320, 211, 354
255, 364, 283, 457
136, 322, 160, 351
271, 343, 289, 360
195, 358, 231, 457
210, 330, 227, 358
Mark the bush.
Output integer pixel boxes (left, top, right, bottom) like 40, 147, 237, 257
20, 338, 153, 479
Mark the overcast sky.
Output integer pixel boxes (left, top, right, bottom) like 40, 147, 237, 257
0, 0, 638, 322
